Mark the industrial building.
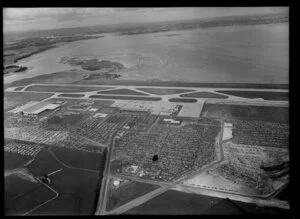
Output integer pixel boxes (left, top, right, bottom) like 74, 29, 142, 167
11, 101, 62, 115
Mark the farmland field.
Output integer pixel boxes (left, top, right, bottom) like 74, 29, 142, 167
24, 147, 103, 215
97, 88, 149, 96
25, 85, 112, 93
136, 88, 195, 95
4, 151, 33, 170
216, 90, 289, 101
201, 104, 289, 123
50, 147, 106, 171
5, 174, 40, 203
168, 98, 197, 103
27, 149, 63, 176
5, 175, 56, 216
180, 91, 228, 99
58, 94, 85, 98
124, 190, 221, 215
4, 92, 54, 112
90, 95, 162, 101
125, 189, 289, 215
31, 168, 101, 215
106, 179, 159, 212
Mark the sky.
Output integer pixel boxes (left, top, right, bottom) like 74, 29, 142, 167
3, 7, 288, 33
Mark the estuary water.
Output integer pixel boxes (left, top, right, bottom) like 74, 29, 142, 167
4, 23, 288, 84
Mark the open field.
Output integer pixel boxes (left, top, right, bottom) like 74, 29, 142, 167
5, 178, 56, 216
14, 86, 24, 91
97, 88, 149, 96
90, 95, 162, 101
124, 190, 222, 215
106, 179, 159, 212
201, 104, 289, 123
180, 91, 228, 99
4, 151, 33, 170
5, 174, 40, 203
125, 189, 289, 215
27, 150, 63, 176
25, 85, 112, 93
58, 94, 85, 98
50, 147, 106, 171
216, 90, 289, 101
31, 194, 80, 215
136, 88, 195, 95
4, 92, 54, 112
33, 168, 100, 215
168, 98, 197, 103
24, 148, 103, 215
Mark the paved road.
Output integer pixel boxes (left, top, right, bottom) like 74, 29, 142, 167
95, 117, 131, 215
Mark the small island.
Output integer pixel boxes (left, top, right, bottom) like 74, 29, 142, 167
4, 65, 28, 75
60, 56, 125, 80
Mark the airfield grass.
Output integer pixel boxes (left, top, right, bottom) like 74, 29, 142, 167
25, 85, 112, 93
124, 190, 221, 215
136, 88, 195, 95
90, 95, 162, 101
72, 79, 288, 89
97, 88, 149, 96
4, 92, 54, 112
58, 93, 85, 98
168, 98, 197, 103
216, 90, 289, 101
201, 104, 289, 123
106, 179, 159, 212
180, 91, 228, 99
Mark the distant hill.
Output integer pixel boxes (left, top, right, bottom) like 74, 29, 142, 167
4, 13, 288, 43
